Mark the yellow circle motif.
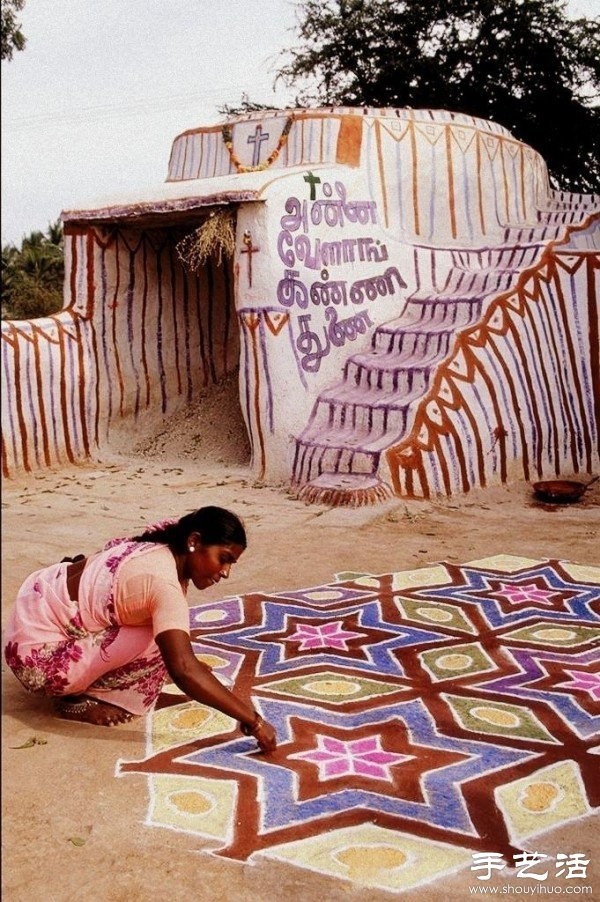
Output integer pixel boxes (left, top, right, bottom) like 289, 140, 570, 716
171, 708, 212, 731
519, 782, 561, 813
168, 790, 214, 816
471, 706, 521, 728
436, 653, 473, 671
532, 628, 576, 642
416, 606, 453, 622
303, 679, 361, 696
195, 609, 228, 623
334, 845, 408, 878
196, 654, 228, 669
306, 590, 344, 601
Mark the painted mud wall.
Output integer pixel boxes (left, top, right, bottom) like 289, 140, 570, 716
385, 239, 600, 498
2, 107, 599, 502
1, 225, 237, 476
222, 110, 598, 494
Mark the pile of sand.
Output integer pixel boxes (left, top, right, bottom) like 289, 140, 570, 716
107, 371, 251, 466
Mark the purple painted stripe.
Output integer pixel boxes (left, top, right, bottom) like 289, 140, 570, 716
258, 315, 275, 434
427, 142, 437, 241
239, 322, 255, 464
65, 326, 82, 456
156, 249, 167, 414
45, 332, 61, 461
99, 246, 114, 440
22, 339, 41, 468
461, 150, 475, 241
126, 250, 142, 418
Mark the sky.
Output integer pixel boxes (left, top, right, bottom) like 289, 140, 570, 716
2, 0, 599, 246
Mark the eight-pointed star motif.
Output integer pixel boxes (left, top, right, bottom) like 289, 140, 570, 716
556, 669, 600, 701
495, 582, 556, 605
285, 620, 366, 651
290, 734, 411, 781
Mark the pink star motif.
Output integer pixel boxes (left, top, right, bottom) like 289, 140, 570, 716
290, 734, 411, 781
285, 620, 366, 651
556, 670, 600, 700
495, 581, 555, 605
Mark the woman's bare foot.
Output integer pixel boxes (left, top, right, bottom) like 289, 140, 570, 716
54, 695, 135, 726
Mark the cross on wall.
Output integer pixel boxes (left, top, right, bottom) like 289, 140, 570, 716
241, 230, 259, 288
247, 125, 270, 167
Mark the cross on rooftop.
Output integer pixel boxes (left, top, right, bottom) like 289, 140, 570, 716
304, 171, 321, 200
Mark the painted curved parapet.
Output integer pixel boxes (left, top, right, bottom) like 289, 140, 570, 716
2, 107, 598, 502
1, 228, 238, 476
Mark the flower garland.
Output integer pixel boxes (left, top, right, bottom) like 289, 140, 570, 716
222, 115, 294, 173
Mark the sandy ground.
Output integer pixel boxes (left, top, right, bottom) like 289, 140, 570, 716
2, 438, 599, 901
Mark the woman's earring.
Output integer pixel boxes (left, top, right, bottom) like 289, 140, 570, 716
188, 545, 195, 552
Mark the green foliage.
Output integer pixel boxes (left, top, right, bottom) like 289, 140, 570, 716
278, 0, 600, 192
1, 222, 65, 321
1, 0, 26, 60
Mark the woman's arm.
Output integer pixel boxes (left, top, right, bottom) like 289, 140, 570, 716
155, 629, 276, 753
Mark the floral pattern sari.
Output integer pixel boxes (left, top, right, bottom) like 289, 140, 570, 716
4, 539, 170, 715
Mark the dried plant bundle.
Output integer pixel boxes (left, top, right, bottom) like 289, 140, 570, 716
176, 209, 235, 271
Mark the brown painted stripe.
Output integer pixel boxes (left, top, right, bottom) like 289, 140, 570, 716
521, 290, 561, 475
550, 253, 593, 470
111, 238, 126, 419
504, 314, 545, 476
169, 244, 183, 396
537, 259, 580, 471
409, 120, 420, 236
7, 326, 31, 471
486, 331, 530, 480
586, 253, 600, 459
445, 126, 457, 240
140, 238, 151, 409
31, 326, 51, 466
1, 431, 9, 479
73, 315, 90, 457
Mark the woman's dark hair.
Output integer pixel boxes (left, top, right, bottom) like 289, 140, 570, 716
133, 506, 246, 553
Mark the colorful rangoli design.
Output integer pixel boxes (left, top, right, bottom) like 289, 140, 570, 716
118, 555, 600, 893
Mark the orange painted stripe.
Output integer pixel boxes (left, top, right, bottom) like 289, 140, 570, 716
409, 120, 420, 236
445, 126, 457, 240
335, 116, 362, 167
587, 253, 600, 462
374, 119, 389, 229
476, 131, 486, 234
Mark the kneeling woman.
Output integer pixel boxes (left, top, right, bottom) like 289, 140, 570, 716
4, 506, 276, 753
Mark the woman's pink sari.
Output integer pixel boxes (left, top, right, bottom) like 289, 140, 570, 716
4, 538, 170, 715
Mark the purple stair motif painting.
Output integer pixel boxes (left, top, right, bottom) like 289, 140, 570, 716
291, 198, 597, 507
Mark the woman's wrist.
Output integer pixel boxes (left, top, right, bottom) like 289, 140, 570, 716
240, 710, 262, 735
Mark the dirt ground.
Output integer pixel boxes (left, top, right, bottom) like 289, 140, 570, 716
2, 435, 599, 901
